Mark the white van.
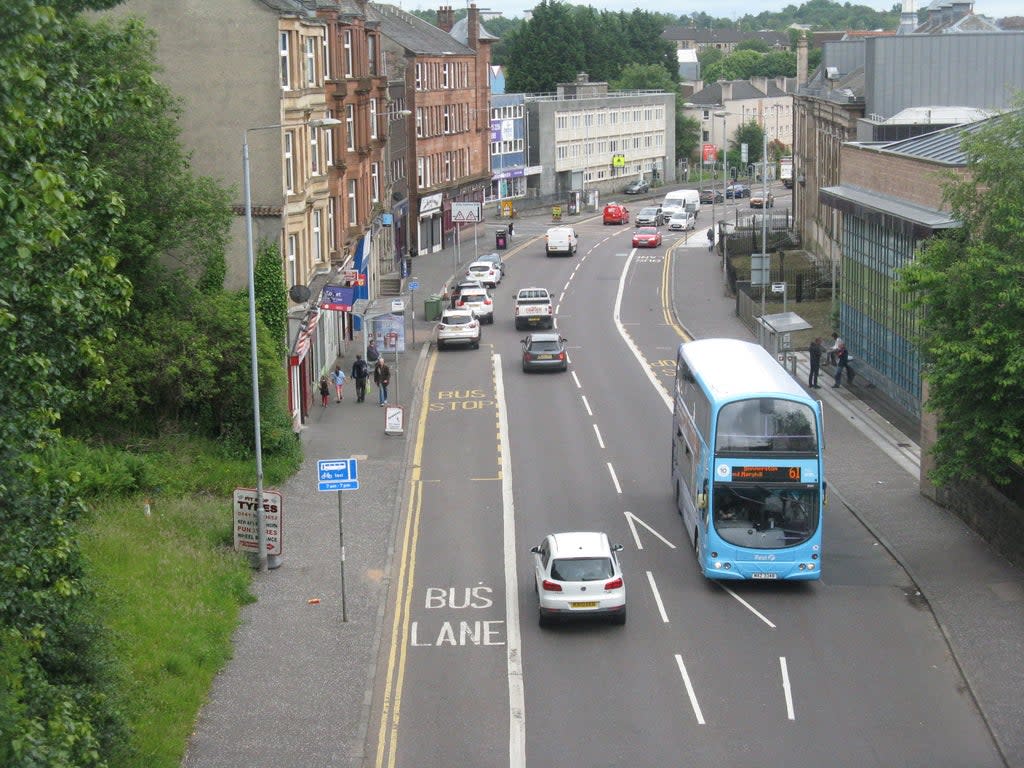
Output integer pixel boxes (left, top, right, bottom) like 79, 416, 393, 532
662, 189, 701, 219
545, 226, 578, 257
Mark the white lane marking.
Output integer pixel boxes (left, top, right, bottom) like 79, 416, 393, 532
570, 370, 582, 389
613, 248, 673, 412
719, 584, 777, 629
607, 462, 622, 494
494, 354, 526, 767
580, 394, 593, 416
647, 570, 669, 623
780, 656, 795, 720
592, 424, 605, 449
675, 654, 706, 725
624, 510, 678, 550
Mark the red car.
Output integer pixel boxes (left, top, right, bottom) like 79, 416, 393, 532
632, 227, 662, 248
603, 203, 629, 225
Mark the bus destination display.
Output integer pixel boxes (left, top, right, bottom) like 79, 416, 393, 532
733, 465, 802, 482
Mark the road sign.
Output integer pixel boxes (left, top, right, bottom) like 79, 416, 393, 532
408, 279, 420, 291
317, 458, 359, 492
771, 282, 787, 293
451, 202, 481, 223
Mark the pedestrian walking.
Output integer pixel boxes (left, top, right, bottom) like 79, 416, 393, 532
351, 354, 369, 403
318, 375, 330, 407
507, 220, 514, 238
707, 227, 715, 251
373, 358, 391, 406
367, 339, 380, 363
832, 340, 849, 388
808, 337, 824, 389
330, 365, 346, 402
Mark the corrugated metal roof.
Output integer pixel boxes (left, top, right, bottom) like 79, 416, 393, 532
878, 114, 1003, 164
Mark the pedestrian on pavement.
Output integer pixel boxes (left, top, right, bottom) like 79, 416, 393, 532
808, 337, 824, 389
828, 331, 844, 366
330, 365, 346, 402
832, 340, 849, 388
507, 220, 514, 237
707, 227, 715, 251
374, 358, 391, 406
351, 354, 369, 403
367, 339, 380, 363
318, 375, 330, 407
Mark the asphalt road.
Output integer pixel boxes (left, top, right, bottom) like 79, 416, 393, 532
363, 200, 1001, 767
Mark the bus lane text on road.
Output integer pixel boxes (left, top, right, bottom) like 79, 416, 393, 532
409, 585, 506, 648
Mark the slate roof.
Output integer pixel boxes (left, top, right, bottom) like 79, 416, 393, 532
876, 113, 1006, 165
687, 79, 791, 105
370, 3, 476, 56
449, 15, 499, 45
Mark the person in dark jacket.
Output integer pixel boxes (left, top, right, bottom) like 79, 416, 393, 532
351, 354, 369, 403
808, 337, 824, 389
832, 341, 849, 388
373, 359, 390, 406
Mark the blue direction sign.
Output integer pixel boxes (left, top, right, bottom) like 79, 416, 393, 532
317, 458, 359, 492
408, 279, 420, 291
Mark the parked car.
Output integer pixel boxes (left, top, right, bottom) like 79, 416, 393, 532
530, 531, 626, 626
750, 191, 775, 209
464, 260, 501, 288
521, 332, 569, 372
700, 188, 724, 204
436, 308, 481, 350
454, 286, 494, 324
726, 183, 751, 199
667, 210, 696, 231
634, 206, 663, 227
623, 179, 650, 195
602, 202, 630, 225
448, 279, 484, 307
632, 227, 663, 248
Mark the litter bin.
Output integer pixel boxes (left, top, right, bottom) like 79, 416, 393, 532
495, 227, 507, 250
424, 294, 443, 322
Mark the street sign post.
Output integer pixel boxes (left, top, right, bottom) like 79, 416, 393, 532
317, 458, 359, 491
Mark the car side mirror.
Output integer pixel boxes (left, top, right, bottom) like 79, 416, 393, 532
611, 544, 623, 552
530, 545, 541, 554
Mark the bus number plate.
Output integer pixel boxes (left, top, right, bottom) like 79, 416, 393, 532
751, 572, 778, 580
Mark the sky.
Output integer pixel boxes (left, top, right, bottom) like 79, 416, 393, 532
419, 0, 1021, 22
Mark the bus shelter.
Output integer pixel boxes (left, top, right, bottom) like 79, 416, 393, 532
757, 311, 812, 374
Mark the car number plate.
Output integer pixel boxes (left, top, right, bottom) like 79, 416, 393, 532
570, 601, 598, 609
537, 354, 552, 359
751, 572, 778, 580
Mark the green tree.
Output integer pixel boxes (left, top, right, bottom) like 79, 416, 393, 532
611, 62, 676, 92
703, 49, 764, 81
898, 108, 1024, 485
504, 1, 585, 92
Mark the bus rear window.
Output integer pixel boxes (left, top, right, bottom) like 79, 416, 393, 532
715, 398, 817, 453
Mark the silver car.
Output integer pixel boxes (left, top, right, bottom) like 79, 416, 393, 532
521, 332, 568, 372
454, 286, 494, 324
436, 308, 481, 350
531, 531, 626, 626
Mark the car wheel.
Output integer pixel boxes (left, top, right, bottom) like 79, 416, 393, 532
472, 338, 480, 350
538, 610, 551, 628
612, 607, 627, 626
437, 340, 445, 351
560, 362, 568, 372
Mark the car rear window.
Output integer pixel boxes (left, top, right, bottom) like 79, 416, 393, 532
528, 340, 560, 352
442, 314, 472, 325
461, 291, 488, 302
468, 264, 490, 272
550, 557, 614, 582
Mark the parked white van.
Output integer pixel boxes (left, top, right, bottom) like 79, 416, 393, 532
545, 226, 578, 257
661, 189, 701, 219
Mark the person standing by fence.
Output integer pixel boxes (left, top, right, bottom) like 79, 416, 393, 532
707, 227, 715, 252
808, 337, 823, 389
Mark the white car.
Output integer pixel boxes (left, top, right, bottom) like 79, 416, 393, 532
530, 531, 626, 626
436, 308, 480, 350
454, 286, 494, 324
668, 210, 696, 231
464, 260, 501, 288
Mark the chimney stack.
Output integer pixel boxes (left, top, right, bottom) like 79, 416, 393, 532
796, 33, 808, 86
437, 5, 454, 33
468, 3, 479, 50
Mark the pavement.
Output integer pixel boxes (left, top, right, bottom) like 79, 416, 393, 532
181, 205, 1024, 768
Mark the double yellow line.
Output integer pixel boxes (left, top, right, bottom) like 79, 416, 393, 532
373, 350, 437, 768
661, 236, 695, 343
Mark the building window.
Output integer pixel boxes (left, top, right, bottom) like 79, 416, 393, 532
324, 112, 335, 166
280, 32, 290, 89
322, 34, 330, 81
312, 209, 323, 263
443, 105, 451, 135
287, 234, 298, 287
368, 34, 378, 76
328, 197, 336, 251
305, 37, 316, 86
371, 162, 380, 202
414, 62, 423, 91
442, 61, 450, 89
343, 30, 353, 77
415, 108, 424, 138
347, 178, 358, 223
417, 156, 425, 188
284, 130, 294, 193
310, 126, 320, 175
370, 98, 378, 139
346, 104, 355, 151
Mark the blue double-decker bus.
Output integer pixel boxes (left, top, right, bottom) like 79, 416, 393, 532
671, 338, 825, 580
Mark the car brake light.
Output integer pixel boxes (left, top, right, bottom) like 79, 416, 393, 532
484, 298, 492, 305
557, 351, 566, 360
604, 577, 623, 590
541, 579, 563, 592
457, 299, 465, 306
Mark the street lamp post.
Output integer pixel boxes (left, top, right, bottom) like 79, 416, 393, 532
242, 116, 339, 570
714, 110, 729, 282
